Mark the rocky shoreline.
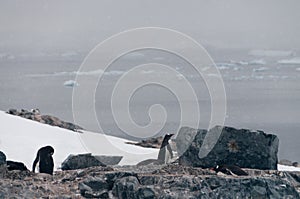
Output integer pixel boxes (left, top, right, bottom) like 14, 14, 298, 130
1, 164, 300, 198
2, 110, 300, 198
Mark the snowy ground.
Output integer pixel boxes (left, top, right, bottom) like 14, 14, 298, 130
0, 110, 158, 170
277, 164, 300, 172
1, 110, 299, 172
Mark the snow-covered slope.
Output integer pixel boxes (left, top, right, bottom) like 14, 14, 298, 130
0, 111, 158, 170
1, 110, 299, 172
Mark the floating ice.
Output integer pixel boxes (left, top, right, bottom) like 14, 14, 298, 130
0, 53, 15, 60
63, 80, 79, 87
278, 57, 300, 65
216, 63, 237, 67
249, 59, 266, 65
253, 67, 269, 72
249, 50, 294, 57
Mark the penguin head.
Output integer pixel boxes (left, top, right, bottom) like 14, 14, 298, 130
160, 133, 174, 149
165, 133, 174, 140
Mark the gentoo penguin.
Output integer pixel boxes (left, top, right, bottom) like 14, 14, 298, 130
157, 133, 174, 164
213, 165, 248, 176
137, 133, 174, 166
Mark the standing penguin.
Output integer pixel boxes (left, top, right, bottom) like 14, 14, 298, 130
137, 133, 174, 166
157, 134, 174, 164
32, 146, 54, 175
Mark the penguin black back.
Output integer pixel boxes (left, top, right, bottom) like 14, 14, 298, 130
214, 165, 248, 176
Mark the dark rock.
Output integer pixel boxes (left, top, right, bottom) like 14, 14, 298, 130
0, 151, 6, 165
61, 153, 106, 170
175, 126, 198, 157
105, 171, 138, 190
178, 126, 279, 170
79, 177, 109, 198
0, 151, 7, 178
7, 109, 17, 115
112, 176, 140, 199
126, 136, 164, 148
6, 160, 28, 171
94, 155, 123, 166
137, 187, 157, 199
0, 163, 300, 198
288, 172, 300, 185
137, 174, 299, 199
293, 162, 299, 167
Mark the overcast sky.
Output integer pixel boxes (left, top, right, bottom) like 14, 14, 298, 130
0, 0, 299, 52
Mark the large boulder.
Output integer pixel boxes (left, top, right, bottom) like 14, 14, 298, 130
6, 160, 28, 171
178, 126, 279, 170
112, 176, 140, 199
0, 151, 6, 165
0, 151, 7, 178
79, 176, 110, 198
61, 153, 106, 170
94, 156, 123, 166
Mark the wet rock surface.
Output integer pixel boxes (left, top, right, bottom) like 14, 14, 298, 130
178, 126, 279, 170
0, 164, 299, 198
6, 108, 83, 131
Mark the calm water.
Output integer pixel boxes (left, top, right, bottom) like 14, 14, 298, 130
0, 48, 299, 162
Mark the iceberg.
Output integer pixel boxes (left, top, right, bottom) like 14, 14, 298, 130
63, 80, 79, 87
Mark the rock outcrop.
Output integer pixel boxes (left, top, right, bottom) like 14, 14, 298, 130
0, 151, 6, 165
178, 126, 279, 170
0, 151, 7, 178
61, 154, 123, 170
76, 165, 300, 198
7, 108, 83, 131
94, 156, 123, 166
61, 153, 106, 170
0, 164, 300, 198
6, 161, 28, 171
126, 136, 164, 148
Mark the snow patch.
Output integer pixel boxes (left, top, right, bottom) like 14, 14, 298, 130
278, 164, 300, 171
